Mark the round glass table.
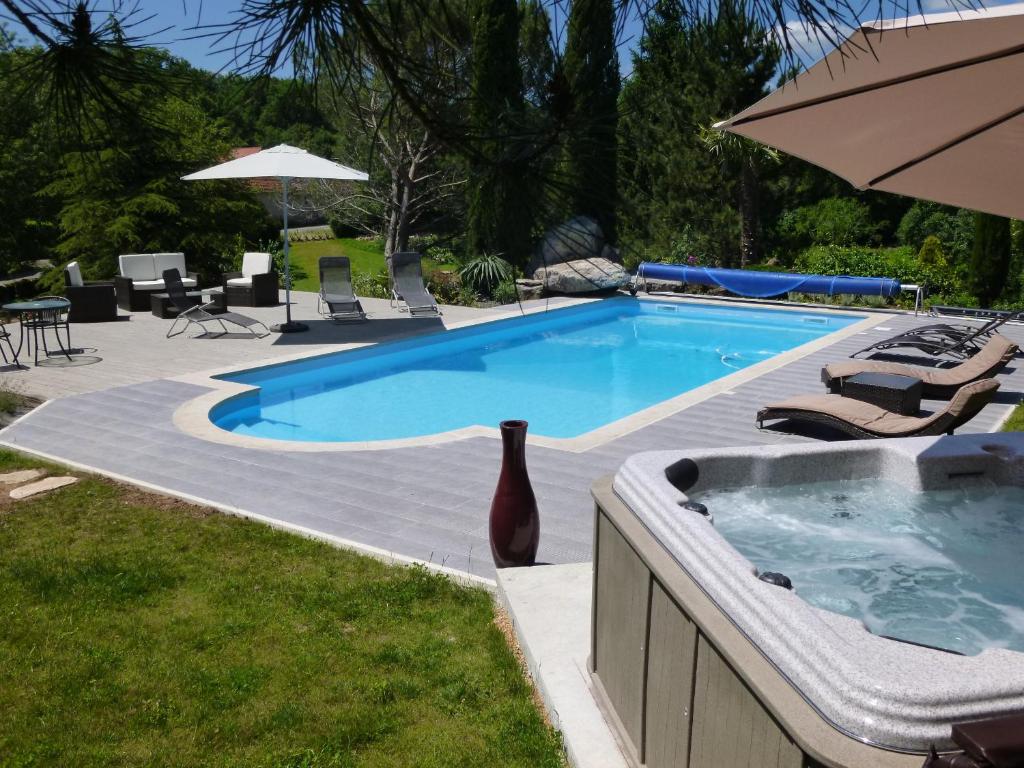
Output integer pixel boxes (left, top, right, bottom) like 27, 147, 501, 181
2, 297, 72, 366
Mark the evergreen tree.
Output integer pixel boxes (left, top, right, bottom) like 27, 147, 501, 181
466, 0, 531, 265
563, 0, 619, 241
618, 0, 777, 266
969, 212, 1012, 307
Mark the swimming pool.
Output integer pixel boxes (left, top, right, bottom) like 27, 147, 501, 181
210, 298, 862, 444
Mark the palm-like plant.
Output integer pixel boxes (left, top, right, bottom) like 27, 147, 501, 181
459, 253, 513, 297
700, 125, 780, 268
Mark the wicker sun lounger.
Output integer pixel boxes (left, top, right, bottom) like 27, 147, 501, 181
823, 334, 1018, 399
852, 311, 1023, 359
756, 378, 1000, 439
317, 256, 366, 322
389, 251, 441, 316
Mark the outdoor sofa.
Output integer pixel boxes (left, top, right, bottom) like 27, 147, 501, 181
115, 253, 197, 311
823, 334, 1018, 400
222, 252, 279, 307
756, 378, 999, 439
63, 261, 117, 322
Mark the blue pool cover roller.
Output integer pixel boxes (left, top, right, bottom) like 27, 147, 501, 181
635, 262, 901, 299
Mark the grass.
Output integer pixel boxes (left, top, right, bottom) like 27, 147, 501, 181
288, 238, 457, 294
0, 450, 564, 768
288, 238, 388, 292
1001, 402, 1024, 431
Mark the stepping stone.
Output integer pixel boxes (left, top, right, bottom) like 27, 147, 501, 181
0, 469, 44, 485
10, 476, 78, 500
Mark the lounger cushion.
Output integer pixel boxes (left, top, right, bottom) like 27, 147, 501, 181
226, 277, 253, 287
119, 254, 158, 281
241, 252, 272, 278
825, 334, 1018, 387
131, 277, 197, 289
152, 253, 187, 279
765, 379, 999, 436
66, 261, 84, 287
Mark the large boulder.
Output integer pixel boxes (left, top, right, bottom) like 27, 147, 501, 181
534, 257, 630, 294
529, 215, 620, 274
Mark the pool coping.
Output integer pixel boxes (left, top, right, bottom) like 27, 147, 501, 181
170, 296, 890, 454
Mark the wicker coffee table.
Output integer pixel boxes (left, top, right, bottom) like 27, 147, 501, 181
842, 372, 923, 415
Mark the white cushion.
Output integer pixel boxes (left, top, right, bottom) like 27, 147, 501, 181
119, 254, 157, 281
241, 252, 272, 278
131, 277, 197, 289
152, 252, 187, 279
66, 261, 84, 287
226, 276, 253, 287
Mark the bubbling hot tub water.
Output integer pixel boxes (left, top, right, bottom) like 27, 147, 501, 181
696, 478, 1024, 656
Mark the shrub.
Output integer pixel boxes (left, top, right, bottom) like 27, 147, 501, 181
776, 197, 879, 253
493, 280, 519, 305
460, 254, 513, 297
352, 268, 390, 299
427, 270, 463, 305
897, 201, 973, 262
794, 244, 963, 299
917, 235, 947, 268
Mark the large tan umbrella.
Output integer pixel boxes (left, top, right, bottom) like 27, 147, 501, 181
717, 3, 1024, 220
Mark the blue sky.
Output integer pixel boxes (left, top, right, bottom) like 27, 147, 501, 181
4, 0, 1020, 77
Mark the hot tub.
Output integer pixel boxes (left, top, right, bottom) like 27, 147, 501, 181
590, 434, 1024, 768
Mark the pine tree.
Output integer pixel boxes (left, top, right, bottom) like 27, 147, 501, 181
466, 0, 530, 265
563, 0, 620, 242
969, 212, 1012, 307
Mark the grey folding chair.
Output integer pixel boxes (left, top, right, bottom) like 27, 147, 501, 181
389, 251, 441, 316
163, 270, 269, 339
317, 256, 366, 322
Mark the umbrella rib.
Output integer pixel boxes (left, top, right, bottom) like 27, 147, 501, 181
867, 101, 1024, 188
729, 41, 1024, 127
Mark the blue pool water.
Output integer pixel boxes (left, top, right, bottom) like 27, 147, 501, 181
211, 298, 861, 443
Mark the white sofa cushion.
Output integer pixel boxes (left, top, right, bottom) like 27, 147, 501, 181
131, 277, 197, 290
66, 261, 84, 287
119, 254, 157, 281
241, 252, 272, 278
226, 276, 253, 287
152, 252, 187, 279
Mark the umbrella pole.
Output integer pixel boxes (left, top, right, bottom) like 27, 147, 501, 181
272, 176, 308, 333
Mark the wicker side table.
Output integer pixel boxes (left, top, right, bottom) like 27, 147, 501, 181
841, 372, 923, 415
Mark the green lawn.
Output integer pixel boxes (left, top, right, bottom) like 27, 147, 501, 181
1001, 402, 1024, 431
289, 237, 389, 292
0, 450, 564, 767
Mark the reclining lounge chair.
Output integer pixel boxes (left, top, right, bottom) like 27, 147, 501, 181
162, 270, 269, 339
823, 334, 1018, 400
317, 256, 366, 321
389, 251, 441, 316
756, 378, 1000, 439
852, 311, 1022, 359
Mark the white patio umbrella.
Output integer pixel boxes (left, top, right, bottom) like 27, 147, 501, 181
183, 144, 368, 333
716, 3, 1024, 220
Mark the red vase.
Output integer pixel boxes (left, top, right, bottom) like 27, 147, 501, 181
489, 420, 540, 568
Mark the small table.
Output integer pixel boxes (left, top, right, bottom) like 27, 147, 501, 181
150, 289, 227, 319
842, 372, 923, 415
2, 298, 73, 366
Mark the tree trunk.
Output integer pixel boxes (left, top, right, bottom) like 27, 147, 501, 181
738, 163, 761, 269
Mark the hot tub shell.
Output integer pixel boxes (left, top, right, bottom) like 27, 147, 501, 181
591, 433, 1024, 767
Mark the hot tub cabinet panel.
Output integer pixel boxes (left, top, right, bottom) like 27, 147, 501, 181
591, 475, 924, 768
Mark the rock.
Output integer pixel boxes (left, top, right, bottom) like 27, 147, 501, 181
632, 278, 683, 294
0, 469, 44, 485
515, 279, 544, 301
533, 257, 630, 294
530, 216, 613, 274
10, 476, 77, 500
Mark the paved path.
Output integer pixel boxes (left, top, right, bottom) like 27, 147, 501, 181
2, 301, 1022, 581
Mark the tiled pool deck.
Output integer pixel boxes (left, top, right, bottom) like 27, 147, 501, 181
2, 291, 1021, 581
